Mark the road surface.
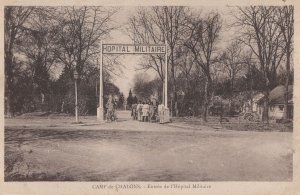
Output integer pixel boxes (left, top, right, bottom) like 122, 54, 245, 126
4, 111, 293, 181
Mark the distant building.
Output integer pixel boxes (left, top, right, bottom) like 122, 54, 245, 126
244, 85, 293, 120
265, 85, 293, 119
243, 92, 264, 113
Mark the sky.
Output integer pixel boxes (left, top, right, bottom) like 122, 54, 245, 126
49, 6, 159, 95
103, 6, 234, 95
104, 7, 154, 96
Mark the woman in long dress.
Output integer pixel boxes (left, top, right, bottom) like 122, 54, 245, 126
149, 102, 155, 122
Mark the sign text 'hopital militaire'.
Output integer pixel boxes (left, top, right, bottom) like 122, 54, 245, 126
102, 44, 166, 54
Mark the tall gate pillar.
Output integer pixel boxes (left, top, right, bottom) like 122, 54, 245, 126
96, 41, 170, 123
97, 40, 104, 121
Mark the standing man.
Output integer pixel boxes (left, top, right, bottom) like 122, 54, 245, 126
131, 103, 138, 120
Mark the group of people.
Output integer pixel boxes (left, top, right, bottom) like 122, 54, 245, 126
131, 101, 157, 122
105, 94, 167, 123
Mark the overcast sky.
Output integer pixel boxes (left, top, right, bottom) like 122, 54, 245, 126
107, 7, 158, 95
105, 6, 234, 95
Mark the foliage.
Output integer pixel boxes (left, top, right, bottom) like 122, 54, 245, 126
118, 93, 125, 109
126, 89, 134, 108
132, 73, 162, 103
4, 6, 120, 116
4, 6, 294, 122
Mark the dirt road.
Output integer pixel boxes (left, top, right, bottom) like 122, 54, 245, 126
4, 111, 293, 181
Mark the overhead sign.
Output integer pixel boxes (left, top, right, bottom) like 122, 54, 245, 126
102, 44, 166, 54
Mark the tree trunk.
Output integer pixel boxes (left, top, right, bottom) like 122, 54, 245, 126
5, 50, 14, 117
262, 89, 269, 123
283, 51, 291, 119
202, 76, 212, 122
229, 76, 234, 113
4, 8, 14, 117
5, 89, 13, 117
171, 54, 178, 117
250, 65, 253, 112
173, 88, 178, 117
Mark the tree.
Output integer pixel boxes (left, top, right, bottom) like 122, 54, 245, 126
233, 6, 285, 122
5, 6, 34, 116
276, 6, 294, 119
221, 41, 244, 112
128, 6, 188, 116
133, 96, 138, 104
55, 6, 118, 81
176, 47, 195, 98
4, 6, 120, 116
185, 11, 222, 122
128, 8, 165, 81
48, 6, 119, 115
17, 8, 58, 102
118, 93, 125, 109
132, 74, 158, 102
126, 89, 134, 108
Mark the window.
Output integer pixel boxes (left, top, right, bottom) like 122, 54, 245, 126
279, 105, 284, 111
270, 105, 275, 111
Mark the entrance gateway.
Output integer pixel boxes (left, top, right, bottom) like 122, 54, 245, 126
97, 41, 170, 123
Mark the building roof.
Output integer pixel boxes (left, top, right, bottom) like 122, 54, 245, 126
252, 93, 265, 103
269, 85, 293, 105
255, 85, 293, 105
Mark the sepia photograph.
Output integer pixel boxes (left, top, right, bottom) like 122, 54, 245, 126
1, 1, 298, 194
